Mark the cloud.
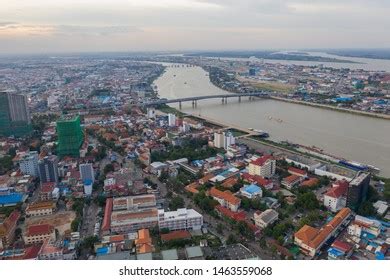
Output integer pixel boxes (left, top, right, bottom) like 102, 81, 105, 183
54, 25, 141, 36
0, 23, 141, 37
0, 0, 389, 53
0, 22, 19, 26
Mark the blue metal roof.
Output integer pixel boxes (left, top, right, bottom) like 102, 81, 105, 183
0, 193, 23, 205
243, 184, 261, 194
328, 248, 344, 257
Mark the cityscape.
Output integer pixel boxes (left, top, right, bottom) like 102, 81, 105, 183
0, 0, 390, 263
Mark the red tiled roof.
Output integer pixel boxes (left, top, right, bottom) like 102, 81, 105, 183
288, 167, 307, 176
250, 155, 273, 166
215, 205, 246, 221
161, 230, 191, 242
41, 182, 55, 193
241, 173, 272, 187
325, 182, 348, 199
26, 224, 54, 236
101, 198, 113, 231
332, 240, 353, 252
109, 235, 125, 243
23, 245, 42, 259
283, 174, 301, 184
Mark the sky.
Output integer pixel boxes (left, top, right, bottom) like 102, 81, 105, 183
0, 0, 389, 54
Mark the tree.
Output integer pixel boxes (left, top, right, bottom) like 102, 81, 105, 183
0, 156, 13, 174
241, 197, 251, 211
296, 191, 319, 210
216, 223, 224, 235
384, 179, 390, 201
236, 221, 255, 240
71, 217, 81, 232
259, 237, 267, 249
194, 191, 217, 212
7, 147, 17, 158
357, 201, 376, 216
159, 171, 169, 182
15, 228, 22, 239
226, 234, 237, 245
169, 196, 185, 211
103, 163, 114, 175
81, 236, 99, 251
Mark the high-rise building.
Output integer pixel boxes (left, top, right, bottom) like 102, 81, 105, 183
83, 179, 93, 196
214, 130, 236, 150
38, 155, 59, 184
168, 114, 176, 127
346, 172, 371, 211
18, 151, 39, 177
147, 107, 155, 119
214, 131, 224, 148
224, 131, 235, 150
0, 92, 31, 137
248, 155, 276, 178
79, 163, 95, 183
57, 115, 84, 157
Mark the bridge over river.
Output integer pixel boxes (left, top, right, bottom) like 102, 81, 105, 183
140, 92, 269, 108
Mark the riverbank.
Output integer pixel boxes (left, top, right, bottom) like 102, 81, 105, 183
270, 96, 390, 120
156, 106, 359, 176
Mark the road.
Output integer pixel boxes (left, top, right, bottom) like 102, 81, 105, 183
80, 202, 99, 238
147, 174, 277, 259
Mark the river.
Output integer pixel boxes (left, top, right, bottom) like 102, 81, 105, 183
154, 63, 390, 177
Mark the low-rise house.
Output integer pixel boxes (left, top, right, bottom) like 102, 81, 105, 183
149, 162, 168, 176
288, 167, 308, 178
0, 210, 20, 249
240, 184, 263, 199
300, 178, 319, 188
327, 240, 354, 260
323, 180, 348, 212
185, 182, 200, 194
24, 224, 55, 245
215, 205, 246, 222
241, 173, 273, 189
281, 174, 303, 189
253, 209, 279, 229
26, 201, 56, 217
373, 200, 389, 216
135, 229, 154, 254
209, 187, 241, 212
347, 215, 382, 238
294, 208, 352, 257
38, 239, 63, 260
39, 182, 55, 201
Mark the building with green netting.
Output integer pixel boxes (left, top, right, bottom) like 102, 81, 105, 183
0, 92, 32, 137
57, 115, 84, 157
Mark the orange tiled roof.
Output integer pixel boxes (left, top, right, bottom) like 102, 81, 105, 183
222, 177, 239, 189
161, 230, 191, 242
283, 174, 301, 184
294, 225, 319, 244
295, 208, 352, 250
209, 187, 240, 205
185, 182, 200, 194
199, 173, 215, 184
300, 178, 319, 187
